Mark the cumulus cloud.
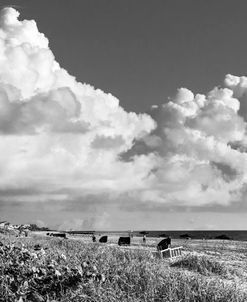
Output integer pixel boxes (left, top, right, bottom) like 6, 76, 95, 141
133, 83, 247, 206
1, 7, 247, 223
0, 7, 155, 202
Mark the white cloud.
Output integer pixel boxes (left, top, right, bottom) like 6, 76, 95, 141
1, 7, 247, 219
225, 74, 247, 99
0, 7, 156, 202
137, 82, 247, 206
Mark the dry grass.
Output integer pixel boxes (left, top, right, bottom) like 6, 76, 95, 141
1, 234, 247, 301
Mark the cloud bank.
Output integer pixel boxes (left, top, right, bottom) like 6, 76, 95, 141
0, 7, 155, 201
1, 8, 247, 227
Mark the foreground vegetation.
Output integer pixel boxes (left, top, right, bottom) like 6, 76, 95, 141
1, 234, 247, 301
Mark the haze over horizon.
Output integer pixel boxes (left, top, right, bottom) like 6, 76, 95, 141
1, 1, 247, 230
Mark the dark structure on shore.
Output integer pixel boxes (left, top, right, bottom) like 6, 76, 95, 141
157, 237, 171, 251
47, 233, 66, 239
118, 236, 130, 246
99, 236, 108, 243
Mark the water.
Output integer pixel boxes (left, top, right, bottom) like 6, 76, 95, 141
68, 230, 247, 241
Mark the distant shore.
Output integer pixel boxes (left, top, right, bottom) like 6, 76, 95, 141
57, 230, 247, 241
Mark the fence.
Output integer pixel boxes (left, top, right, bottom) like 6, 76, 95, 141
158, 246, 183, 258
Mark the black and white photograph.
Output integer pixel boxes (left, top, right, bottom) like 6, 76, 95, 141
1, 0, 247, 301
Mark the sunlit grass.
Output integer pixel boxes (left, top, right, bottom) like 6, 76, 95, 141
1, 234, 247, 301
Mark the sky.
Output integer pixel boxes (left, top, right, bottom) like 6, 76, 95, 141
1, 1, 247, 230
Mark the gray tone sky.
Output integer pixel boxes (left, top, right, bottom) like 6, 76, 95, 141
1, 1, 247, 230
3, 0, 247, 113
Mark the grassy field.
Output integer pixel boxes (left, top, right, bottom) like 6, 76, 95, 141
1, 233, 247, 301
